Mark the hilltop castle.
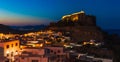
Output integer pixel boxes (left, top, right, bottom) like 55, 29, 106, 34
48, 10, 105, 41
61, 10, 96, 26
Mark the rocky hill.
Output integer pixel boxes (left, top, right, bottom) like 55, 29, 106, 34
0, 24, 17, 34
47, 11, 107, 41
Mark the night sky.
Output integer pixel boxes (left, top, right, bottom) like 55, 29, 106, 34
0, 0, 120, 29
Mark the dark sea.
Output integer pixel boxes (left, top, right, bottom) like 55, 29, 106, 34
104, 29, 120, 36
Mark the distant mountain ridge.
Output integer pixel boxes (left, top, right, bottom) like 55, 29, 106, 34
0, 24, 47, 34
11, 25, 47, 31
0, 24, 18, 34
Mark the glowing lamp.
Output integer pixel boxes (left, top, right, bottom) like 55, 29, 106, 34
6, 50, 9, 54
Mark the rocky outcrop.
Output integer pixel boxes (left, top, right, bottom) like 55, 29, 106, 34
48, 11, 106, 41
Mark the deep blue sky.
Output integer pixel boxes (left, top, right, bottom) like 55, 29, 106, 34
0, 0, 120, 29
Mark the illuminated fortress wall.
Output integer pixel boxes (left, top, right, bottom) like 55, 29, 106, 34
61, 10, 96, 26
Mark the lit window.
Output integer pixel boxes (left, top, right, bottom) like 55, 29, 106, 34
15, 51, 18, 55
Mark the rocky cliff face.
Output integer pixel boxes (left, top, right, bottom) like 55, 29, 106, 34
48, 11, 106, 41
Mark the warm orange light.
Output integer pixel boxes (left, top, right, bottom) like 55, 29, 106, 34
45, 41, 51, 44
64, 44, 66, 46
72, 16, 78, 21
6, 50, 9, 54
20, 46, 23, 49
83, 42, 87, 45
15, 51, 18, 55
40, 44, 43, 47
33, 44, 35, 47
90, 42, 93, 45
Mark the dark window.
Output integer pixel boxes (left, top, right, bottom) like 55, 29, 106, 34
21, 57, 24, 59
6, 54, 9, 57
54, 52, 56, 54
57, 55, 60, 57
51, 50, 53, 53
32, 60, 38, 62
5, 59, 9, 62
57, 59, 60, 62
11, 52, 13, 57
16, 43, 18, 46
46, 49, 50, 54
11, 44, 13, 47
58, 50, 60, 53
6, 45, 9, 48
